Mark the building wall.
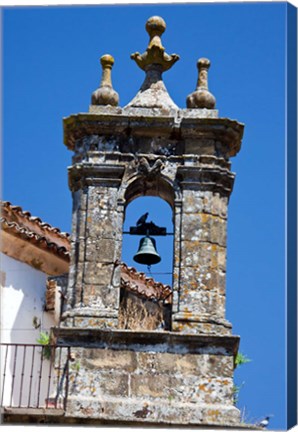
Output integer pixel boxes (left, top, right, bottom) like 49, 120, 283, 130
54, 329, 240, 426
0, 253, 57, 407
0, 252, 55, 344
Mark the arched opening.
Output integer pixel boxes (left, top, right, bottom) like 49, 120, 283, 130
119, 196, 174, 331
124, 173, 175, 210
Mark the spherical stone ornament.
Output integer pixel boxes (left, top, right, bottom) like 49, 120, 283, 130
187, 89, 216, 109
197, 57, 211, 70
145, 16, 166, 37
100, 54, 115, 69
91, 86, 119, 107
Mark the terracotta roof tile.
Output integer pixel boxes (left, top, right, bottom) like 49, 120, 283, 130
1, 201, 70, 261
1, 201, 70, 239
121, 263, 172, 304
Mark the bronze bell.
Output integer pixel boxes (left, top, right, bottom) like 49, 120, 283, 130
133, 236, 161, 265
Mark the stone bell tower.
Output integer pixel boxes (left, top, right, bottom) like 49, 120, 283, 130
54, 16, 245, 427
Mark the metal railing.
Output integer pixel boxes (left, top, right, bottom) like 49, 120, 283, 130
1, 343, 71, 410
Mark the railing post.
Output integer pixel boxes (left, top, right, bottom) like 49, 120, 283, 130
19, 346, 26, 407
64, 346, 71, 411
28, 345, 35, 408
46, 344, 55, 408
10, 345, 18, 407
1, 344, 9, 407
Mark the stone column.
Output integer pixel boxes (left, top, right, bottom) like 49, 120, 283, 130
172, 156, 235, 335
62, 162, 125, 328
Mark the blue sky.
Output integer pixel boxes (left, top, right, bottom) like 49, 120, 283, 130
2, 3, 288, 429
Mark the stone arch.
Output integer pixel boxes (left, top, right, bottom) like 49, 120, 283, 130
123, 174, 176, 210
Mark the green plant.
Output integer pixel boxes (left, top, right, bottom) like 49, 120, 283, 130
36, 331, 51, 360
168, 394, 174, 403
233, 352, 252, 407
71, 361, 81, 374
235, 352, 251, 368
233, 382, 245, 405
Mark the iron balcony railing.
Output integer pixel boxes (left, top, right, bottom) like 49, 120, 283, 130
1, 343, 71, 410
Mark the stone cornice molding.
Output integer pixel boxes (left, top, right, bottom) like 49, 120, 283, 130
68, 163, 125, 191
173, 312, 232, 329
176, 165, 235, 197
53, 327, 240, 357
179, 117, 244, 157
63, 113, 244, 158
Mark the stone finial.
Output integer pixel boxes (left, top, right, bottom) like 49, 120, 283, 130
125, 17, 179, 111
186, 58, 216, 109
131, 16, 179, 72
91, 54, 119, 106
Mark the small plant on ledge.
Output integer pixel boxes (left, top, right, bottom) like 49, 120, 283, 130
36, 331, 52, 360
235, 352, 251, 368
233, 352, 252, 406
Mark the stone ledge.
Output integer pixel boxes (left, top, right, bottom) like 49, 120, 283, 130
63, 112, 244, 158
62, 307, 118, 319
1, 408, 260, 429
64, 396, 247, 427
52, 327, 239, 356
1, 407, 65, 424
1, 407, 65, 416
172, 312, 232, 328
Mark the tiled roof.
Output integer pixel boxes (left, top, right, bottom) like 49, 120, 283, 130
121, 263, 172, 304
1, 201, 172, 304
0, 201, 70, 261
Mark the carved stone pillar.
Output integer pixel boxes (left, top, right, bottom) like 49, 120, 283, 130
62, 162, 125, 328
172, 157, 235, 334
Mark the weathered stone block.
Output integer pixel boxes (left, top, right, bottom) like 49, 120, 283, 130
83, 262, 116, 285
169, 376, 234, 405
84, 238, 121, 263
181, 213, 227, 246
206, 354, 234, 378
73, 316, 118, 328
136, 351, 207, 376
82, 284, 119, 309
83, 348, 137, 372
130, 374, 174, 399
180, 241, 226, 270
184, 139, 217, 155
86, 210, 123, 239
171, 320, 232, 336
77, 208, 88, 235
68, 366, 129, 398
179, 266, 226, 292
97, 372, 129, 397
182, 190, 228, 218
178, 288, 225, 317
88, 186, 118, 209
73, 268, 83, 294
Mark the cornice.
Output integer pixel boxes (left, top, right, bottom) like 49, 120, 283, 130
63, 112, 244, 158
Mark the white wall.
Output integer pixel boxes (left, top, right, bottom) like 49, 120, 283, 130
0, 253, 57, 407
0, 252, 55, 344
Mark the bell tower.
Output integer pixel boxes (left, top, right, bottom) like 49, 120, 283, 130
54, 16, 245, 427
